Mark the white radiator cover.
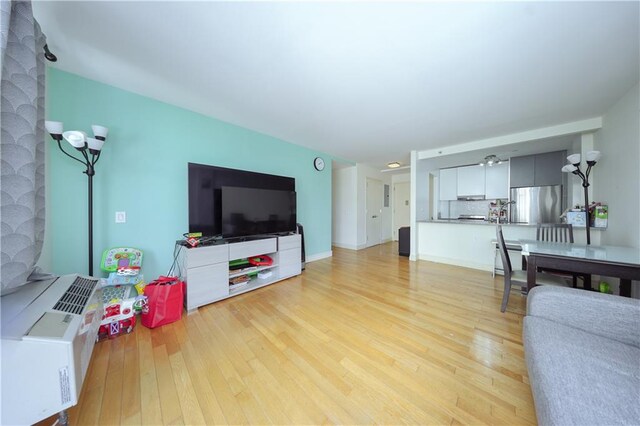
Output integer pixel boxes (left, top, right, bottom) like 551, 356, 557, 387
1, 274, 103, 425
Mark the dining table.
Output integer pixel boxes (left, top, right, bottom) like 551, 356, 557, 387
519, 240, 640, 297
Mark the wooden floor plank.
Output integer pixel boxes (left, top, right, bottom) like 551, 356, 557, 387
52, 242, 534, 425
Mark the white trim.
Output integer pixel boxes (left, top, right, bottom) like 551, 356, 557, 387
333, 239, 392, 251
306, 250, 333, 262
418, 117, 603, 160
417, 254, 493, 273
365, 237, 392, 249
332, 242, 366, 250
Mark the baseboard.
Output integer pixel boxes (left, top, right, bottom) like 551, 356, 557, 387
306, 251, 333, 262
417, 254, 493, 272
332, 242, 359, 250
333, 240, 392, 251
332, 242, 369, 250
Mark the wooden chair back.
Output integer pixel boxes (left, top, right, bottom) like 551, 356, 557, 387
496, 226, 512, 276
536, 223, 574, 243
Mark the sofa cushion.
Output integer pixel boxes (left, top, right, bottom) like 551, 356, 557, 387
524, 316, 640, 426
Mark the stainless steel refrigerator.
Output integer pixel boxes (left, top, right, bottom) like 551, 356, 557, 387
509, 185, 563, 224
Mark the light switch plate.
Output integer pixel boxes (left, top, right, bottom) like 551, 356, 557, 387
115, 211, 126, 223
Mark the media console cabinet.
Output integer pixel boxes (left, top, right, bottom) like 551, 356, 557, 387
177, 234, 302, 312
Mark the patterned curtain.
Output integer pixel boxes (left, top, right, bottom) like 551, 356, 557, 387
1, 0, 47, 292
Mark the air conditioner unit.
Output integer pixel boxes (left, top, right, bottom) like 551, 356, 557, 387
1, 274, 103, 425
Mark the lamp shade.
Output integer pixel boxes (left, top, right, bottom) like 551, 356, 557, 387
63, 131, 87, 149
562, 164, 578, 173
585, 151, 601, 163
567, 153, 581, 165
91, 125, 108, 139
86, 137, 105, 152
45, 120, 63, 135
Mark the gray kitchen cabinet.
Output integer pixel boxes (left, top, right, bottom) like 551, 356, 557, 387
534, 151, 564, 186
510, 155, 535, 187
510, 151, 565, 187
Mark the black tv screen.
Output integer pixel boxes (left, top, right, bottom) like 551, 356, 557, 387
221, 187, 296, 238
188, 163, 295, 236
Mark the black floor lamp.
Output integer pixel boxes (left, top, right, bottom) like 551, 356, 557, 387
561, 150, 601, 245
45, 121, 108, 276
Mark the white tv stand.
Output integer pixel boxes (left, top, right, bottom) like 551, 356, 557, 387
177, 234, 302, 312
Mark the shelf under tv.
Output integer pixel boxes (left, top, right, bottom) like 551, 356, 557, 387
228, 264, 278, 279
177, 234, 302, 312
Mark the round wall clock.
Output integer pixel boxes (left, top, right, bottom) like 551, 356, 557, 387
313, 157, 325, 171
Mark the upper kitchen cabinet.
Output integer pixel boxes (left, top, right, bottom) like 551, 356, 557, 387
510, 155, 535, 187
534, 151, 565, 186
485, 161, 509, 199
439, 168, 458, 200
457, 165, 485, 197
510, 151, 565, 187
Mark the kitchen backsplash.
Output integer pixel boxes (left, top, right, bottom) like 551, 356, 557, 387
439, 199, 507, 219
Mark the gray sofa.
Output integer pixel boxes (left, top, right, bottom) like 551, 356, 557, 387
523, 286, 640, 425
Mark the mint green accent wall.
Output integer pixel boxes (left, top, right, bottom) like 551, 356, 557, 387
47, 68, 331, 278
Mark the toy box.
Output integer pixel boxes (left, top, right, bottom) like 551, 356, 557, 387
566, 211, 587, 226
97, 284, 146, 341
594, 205, 608, 228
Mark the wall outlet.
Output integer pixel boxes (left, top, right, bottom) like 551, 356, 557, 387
115, 211, 126, 223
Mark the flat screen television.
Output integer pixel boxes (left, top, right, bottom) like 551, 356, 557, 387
188, 163, 295, 236
221, 186, 297, 238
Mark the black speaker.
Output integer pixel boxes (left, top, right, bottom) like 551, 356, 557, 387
398, 227, 410, 257
296, 223, 306, 270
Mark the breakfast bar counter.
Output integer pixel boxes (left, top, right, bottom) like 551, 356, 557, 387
416, 220, 604, 273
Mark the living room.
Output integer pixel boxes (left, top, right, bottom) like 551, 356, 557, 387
1, 1, 639, 425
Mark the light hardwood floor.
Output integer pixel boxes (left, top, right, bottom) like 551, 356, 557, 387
55, 242, 535, 425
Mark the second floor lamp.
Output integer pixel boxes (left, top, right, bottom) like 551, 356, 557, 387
561, 150, 601, 245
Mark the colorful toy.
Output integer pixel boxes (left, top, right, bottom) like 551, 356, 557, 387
248, 255, 273, 266
101, 247, 143, 272
97, 247, 147, 341
183, 232, 202, 247
102, 247, 145, 292
97, 285, 143, 341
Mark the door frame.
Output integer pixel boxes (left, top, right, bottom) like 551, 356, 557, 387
392, 181, 410, 241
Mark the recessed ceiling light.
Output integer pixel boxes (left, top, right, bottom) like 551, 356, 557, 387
387, 162, 401, 168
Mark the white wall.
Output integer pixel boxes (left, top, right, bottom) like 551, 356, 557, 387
391, 172, 410, 240
415, 160, 431, 222
332, 166, 358, 249
567, 135, 583, 209
594, 83, 640, 249
356, 164, 392, 248
594, 83, 639, 298
332, 164, 393, 250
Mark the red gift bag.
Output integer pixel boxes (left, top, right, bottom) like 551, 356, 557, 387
141, 276, 185, 328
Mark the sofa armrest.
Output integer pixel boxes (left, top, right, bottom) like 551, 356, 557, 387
526, 286, 640, 348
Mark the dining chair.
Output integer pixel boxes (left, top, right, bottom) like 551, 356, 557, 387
536, 223, 585, 287
496, 225, 569, 312
536, 223, 574, 243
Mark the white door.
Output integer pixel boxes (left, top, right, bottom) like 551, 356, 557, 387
393, 182, 411, 240
366, 178, 383, 247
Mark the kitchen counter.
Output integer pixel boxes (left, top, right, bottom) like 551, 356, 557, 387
422, 219, 535, 227
416, 220, 604, 272
420, 219, 606, 229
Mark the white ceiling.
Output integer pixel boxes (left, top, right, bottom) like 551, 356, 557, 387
34, 1, 639, 169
